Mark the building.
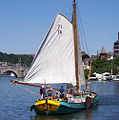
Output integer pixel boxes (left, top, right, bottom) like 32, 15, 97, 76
114, 32, 119, 58
107, 52, 113, 60
100, 46, 107, 60
81, 51, 90, 70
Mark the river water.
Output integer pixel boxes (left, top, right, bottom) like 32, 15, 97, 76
0, 76, 119, 120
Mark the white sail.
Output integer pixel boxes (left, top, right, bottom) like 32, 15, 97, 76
77, 28, 85, 86
24, 13, 76, 85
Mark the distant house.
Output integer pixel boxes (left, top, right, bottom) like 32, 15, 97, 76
99, 47, 113, 60
107, 52, 113, 60
114, 32, 119, 58
81, 51, 90, 61
81, 51, 90, 70
91, 55, 98, 61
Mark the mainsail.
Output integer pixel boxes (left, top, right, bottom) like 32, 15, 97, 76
24, 13, 76, 85
77, 28, 85, 86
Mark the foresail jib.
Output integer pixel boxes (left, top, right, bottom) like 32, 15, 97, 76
28, 21, 55, 70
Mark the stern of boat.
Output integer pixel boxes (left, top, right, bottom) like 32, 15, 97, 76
85, 92, 99, 108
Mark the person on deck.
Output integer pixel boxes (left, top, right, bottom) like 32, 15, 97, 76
59, 86, 64, 100
54, 91, 59, 101
47, 85, 53, 100
69, 89, 74, 95
40, 85, 46, 100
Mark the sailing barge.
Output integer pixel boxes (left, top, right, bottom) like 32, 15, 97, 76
10, 0, 99, 115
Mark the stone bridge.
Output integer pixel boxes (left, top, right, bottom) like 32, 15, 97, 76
0, 62, 29, 78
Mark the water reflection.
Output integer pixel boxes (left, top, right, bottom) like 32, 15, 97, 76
30, 107, 98, 120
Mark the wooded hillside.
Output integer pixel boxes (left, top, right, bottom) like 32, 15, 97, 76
0, 52, 34, 67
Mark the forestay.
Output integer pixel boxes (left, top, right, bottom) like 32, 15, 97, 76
24, 13, 76, 85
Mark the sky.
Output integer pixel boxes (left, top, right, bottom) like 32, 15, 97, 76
0, 0, 119, 55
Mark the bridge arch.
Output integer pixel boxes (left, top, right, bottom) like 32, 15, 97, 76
2, 69, 18, 78
6, 70, 18, 78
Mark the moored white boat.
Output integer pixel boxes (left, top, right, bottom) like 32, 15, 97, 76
113, 75, 119, 81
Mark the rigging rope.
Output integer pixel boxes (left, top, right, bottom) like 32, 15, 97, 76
59, 0, 73, 21
14, 83, 40, 97
59, 0, 66, 14
77, 20, 85, 52
77, 6, 90, 55
22, 55, 33, 67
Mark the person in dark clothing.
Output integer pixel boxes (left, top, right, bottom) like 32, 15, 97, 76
69, 89, 74, 95
54, 91, 59, 100
59, 86, 64, 99
47, 85, 53, 100
40, 85, 46, 100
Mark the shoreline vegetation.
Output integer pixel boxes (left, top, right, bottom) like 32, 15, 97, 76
0, 51, 33, 67
85, 57, 119, 77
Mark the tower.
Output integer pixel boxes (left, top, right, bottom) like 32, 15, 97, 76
100, 46, 107, 60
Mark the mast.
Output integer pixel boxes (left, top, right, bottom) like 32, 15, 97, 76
86, 61, 92, 91
73, 0, 79, 92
